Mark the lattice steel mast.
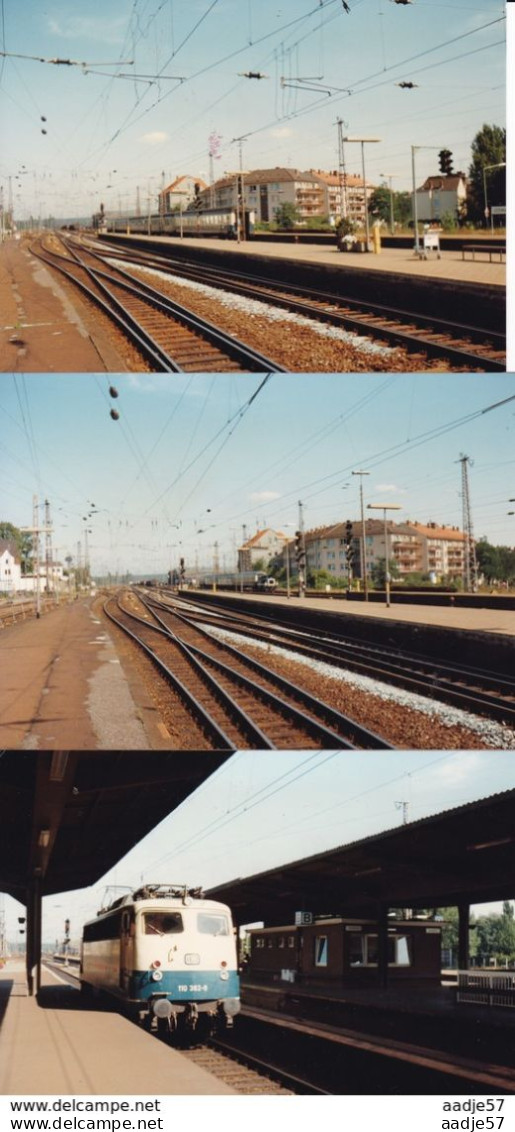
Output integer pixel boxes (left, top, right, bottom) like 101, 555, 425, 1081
459, 454, 477, 592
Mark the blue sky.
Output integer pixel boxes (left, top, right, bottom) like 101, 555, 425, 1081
1, 373, 514, 576
2, 750, 515, 943
0, 0, 506, 219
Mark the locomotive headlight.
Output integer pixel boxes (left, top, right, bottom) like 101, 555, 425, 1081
151, 969, 163, 982
219, 970, 229, 981
184, 953, 200, 965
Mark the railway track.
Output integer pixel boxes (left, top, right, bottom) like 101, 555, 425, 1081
180, 1043, 301, 1094
89, 235, 506, 371
29, 234, 286, 373
156, 590, 515, 729
43, 963, 515, 1095
44, 963, 316, 1094
103, 590, 392, 750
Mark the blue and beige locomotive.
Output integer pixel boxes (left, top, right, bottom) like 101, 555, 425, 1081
81, 883, 240, 1040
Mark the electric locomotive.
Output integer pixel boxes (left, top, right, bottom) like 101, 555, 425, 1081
81, 883, 240, 1041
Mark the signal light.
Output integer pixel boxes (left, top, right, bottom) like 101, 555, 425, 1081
438, 149, 454, 176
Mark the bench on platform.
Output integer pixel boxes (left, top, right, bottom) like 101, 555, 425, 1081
461, 244, 506, 262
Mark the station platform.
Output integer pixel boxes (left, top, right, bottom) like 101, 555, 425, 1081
104, 233, 506, 290
242, 977, 515, 1086
0, 597, 170, 750
0, 960, 235, 1095
191, 587, 515, 637
0, 238, 129, 373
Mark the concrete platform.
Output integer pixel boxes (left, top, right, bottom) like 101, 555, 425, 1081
0, 961, 235, 1095
0, 238, 130, 373
194, 588, 515, 637
0, 598, 170, 750
242, 977, 515, 1085
104, 233, 506, 289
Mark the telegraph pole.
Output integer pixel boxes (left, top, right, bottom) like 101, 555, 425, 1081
44, 498, 53, 598
337, 118, 348, 220
352, 470, 370, 600
295, 501, 307, 598
395, 800, 410, 825
459, 454, 477, 592
21, 497, 52, 617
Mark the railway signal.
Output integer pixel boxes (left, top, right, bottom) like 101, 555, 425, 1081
344, 519, 354, 581
438, 149, 454, 176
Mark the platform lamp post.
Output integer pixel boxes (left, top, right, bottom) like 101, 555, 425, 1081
367, 503, 402, 607
341, 137, 381, 250
482, 162, 506, 232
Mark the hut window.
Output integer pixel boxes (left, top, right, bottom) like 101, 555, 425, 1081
314, 935, 328, 967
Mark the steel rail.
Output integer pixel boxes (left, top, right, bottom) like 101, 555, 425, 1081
106, 597, 276, 748
164, 592, 515, 727
103, 599, 238, 749
31, 237, 286, 373
204, 1038, 329, 1095
112, 594, 362, 748
59, 236, 288, 372
30, 242, 184, 371
91, 237, 506, 370
144, 595, 392, 749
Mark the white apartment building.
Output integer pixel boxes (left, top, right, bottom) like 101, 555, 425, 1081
289, 520, 466, 583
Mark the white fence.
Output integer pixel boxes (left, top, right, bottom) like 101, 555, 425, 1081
457, 970, 515, 1009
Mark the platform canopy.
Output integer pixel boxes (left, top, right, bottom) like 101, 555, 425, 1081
207, 790, 515, 924
0, 751, 229, 901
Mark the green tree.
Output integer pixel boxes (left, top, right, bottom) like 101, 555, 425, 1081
367, 186, 412, 228
467, 123, 506, 224
497, 901, 515, 958
476, 538, 515, 584
370, 557, 400, 589
0, 521, 34, 575
368, 185, 392, 225
273, 201, 300, 229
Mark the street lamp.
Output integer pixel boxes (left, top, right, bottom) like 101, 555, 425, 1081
367, 503, 402, 607
342, 137, 381, 250
482, 162, 506, 233
352, 470, 370, 600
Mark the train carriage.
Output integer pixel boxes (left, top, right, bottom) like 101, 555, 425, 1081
81, 884, 240, 1041
107, 207, 255, 240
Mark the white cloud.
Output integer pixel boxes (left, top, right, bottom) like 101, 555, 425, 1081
269, 127, 294, 139
375, 483, 408, 495
47, 17, 126, 44
140, 132, 169, 146
250, 491, 281, 502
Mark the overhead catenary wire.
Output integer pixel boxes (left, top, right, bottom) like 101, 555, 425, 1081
138, 751, 461, 877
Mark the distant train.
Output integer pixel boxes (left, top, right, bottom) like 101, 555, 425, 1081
80, 883, 240, 1041
200, 571, 277, 592
104, 206, 255, 240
